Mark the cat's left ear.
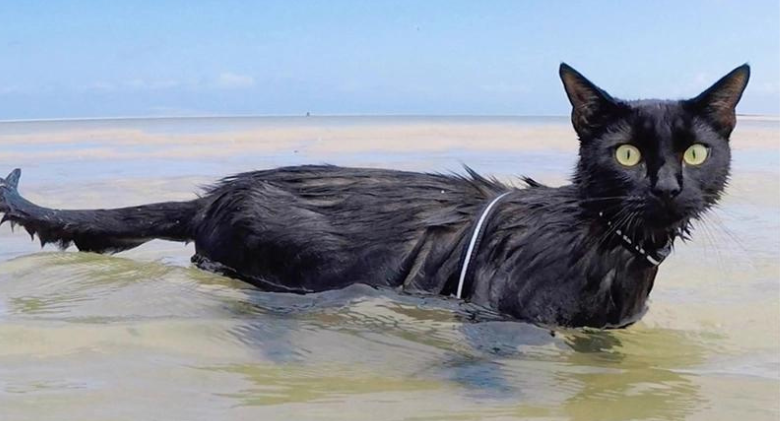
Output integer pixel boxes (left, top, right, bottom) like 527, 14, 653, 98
559, 63, 622, 140
688, 64, 750, 138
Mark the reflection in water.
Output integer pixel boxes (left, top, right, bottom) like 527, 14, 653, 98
0, 252, 711, 419
559, 330, 705, 421
210, 363, 444, 407
221, 277, 709, 419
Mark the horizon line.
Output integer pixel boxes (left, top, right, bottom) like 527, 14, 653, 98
0, 113, 569, 124
0, 112, 777, 124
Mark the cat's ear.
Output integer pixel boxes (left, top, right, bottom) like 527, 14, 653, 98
559, 63, 621, 139
688, 64, 750, 138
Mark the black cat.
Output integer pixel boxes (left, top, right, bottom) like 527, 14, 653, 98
0, 63, 749, 328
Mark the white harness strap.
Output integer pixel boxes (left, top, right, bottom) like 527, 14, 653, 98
456, 191, 511, 299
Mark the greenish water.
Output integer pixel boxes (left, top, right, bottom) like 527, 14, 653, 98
0, 116, 778, 420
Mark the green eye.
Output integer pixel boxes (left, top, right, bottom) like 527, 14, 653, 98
615, 144, 641, 167
684, 144, 709, 166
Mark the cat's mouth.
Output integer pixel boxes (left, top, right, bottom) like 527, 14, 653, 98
643, 200, 690, 231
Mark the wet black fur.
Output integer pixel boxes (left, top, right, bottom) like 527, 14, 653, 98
0, 64, 750, 328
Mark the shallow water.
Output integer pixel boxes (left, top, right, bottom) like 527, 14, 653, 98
0, 116, 778, 420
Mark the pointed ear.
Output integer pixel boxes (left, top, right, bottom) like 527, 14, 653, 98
689, 64, 750, 137
559, 63, 621, 139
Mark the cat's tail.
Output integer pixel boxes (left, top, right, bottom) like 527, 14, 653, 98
0, 168, 203, 253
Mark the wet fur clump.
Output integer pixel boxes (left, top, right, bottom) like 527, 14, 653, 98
0, 64, 750, 328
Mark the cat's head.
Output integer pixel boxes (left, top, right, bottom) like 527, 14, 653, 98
559, 63, 749, 237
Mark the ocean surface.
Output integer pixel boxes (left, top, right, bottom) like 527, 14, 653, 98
0, 116, 778, 420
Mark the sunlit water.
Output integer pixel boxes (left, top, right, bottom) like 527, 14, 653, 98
0, 116, 778, 420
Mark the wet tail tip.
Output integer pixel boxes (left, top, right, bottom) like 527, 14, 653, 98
2, 169, 21, 189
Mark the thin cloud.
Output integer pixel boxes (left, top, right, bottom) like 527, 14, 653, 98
83, 79, 185, 93
0, 85, 22, 95
480, 82, 530, 94
124, 79, 183, 90
215, 72, 256, 89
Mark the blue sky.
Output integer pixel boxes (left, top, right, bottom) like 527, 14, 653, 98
0, 1, 778, 119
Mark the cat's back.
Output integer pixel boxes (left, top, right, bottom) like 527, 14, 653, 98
205, 165, 512, 221
497, 182, 582, 227
217, 164, 500, 197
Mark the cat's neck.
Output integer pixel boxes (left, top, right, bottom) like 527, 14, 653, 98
573, 185, 683, 250
481, 184, 674, 327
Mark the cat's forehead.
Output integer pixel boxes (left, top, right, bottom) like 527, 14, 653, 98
622, 100, 697, 143
626, 100, 690, 127
596, 100, 699, 148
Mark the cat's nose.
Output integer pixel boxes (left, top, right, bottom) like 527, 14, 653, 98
651, 178, 682, 201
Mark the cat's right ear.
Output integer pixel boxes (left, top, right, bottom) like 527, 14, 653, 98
688, 64, 750, 138
559, 63, 619, 139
